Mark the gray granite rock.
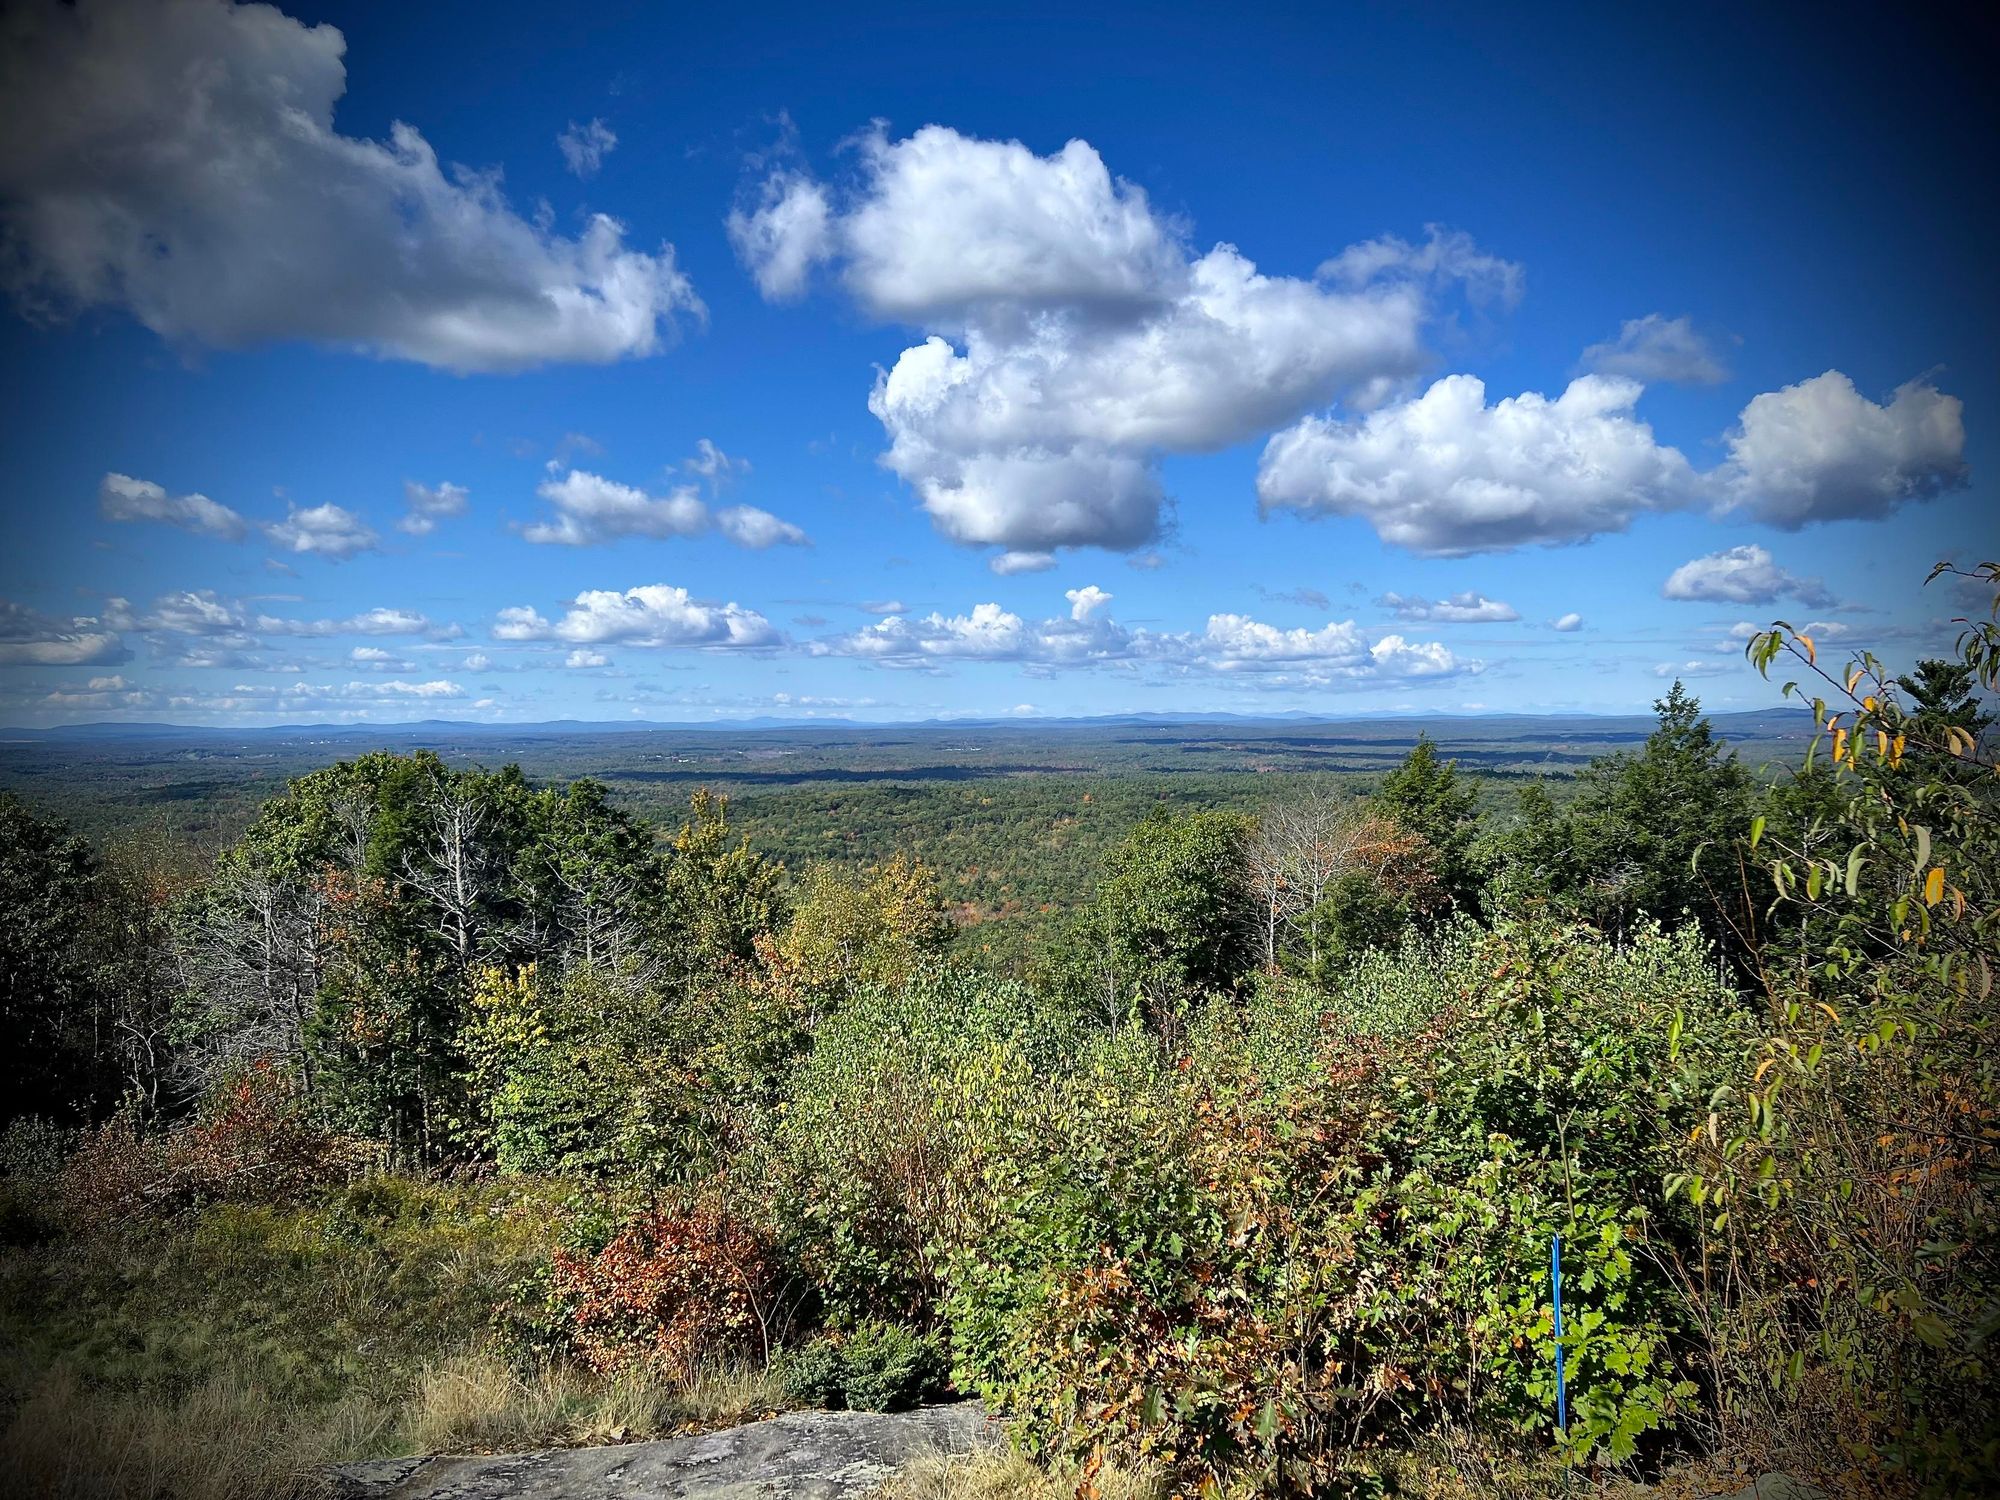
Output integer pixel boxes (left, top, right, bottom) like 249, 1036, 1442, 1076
1709, 1477, 1827, 1500
329, 1401, 1000, 1500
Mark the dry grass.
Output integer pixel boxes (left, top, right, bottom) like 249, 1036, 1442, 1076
0, 1365, 381, 1500
873, 1447, 1166, 1500
398, 1347, 785, 1455
0, 1349, 788, 1500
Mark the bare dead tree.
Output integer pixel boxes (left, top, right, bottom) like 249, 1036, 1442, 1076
402, 776, 497, 963
1253, 789, 1441, 972
175, 861, 328, 1099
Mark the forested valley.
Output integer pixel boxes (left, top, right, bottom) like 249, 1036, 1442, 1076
2, 592, 1995, 1499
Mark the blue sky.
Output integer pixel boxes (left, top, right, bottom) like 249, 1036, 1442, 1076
0, 0, 1989, 725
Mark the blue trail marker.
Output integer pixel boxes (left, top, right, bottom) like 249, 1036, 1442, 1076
1552, 1231, 1567, 1437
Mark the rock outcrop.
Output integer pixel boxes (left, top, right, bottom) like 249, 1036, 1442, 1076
331, 1401, 1000, 1500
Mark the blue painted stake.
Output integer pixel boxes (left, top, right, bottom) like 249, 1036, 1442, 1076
1551, 1232, 1567, 1438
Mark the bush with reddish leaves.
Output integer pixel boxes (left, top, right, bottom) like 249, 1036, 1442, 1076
549, 1203, 788, 1376
167, 1061, 348, 1204
33, 1063, 347, 1235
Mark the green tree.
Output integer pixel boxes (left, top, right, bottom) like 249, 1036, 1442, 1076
769, 854, 952, 1007
660, 788, 787, 987
1496, 683, 1755, 956
1091, 806, 1255, 1021
1375, 733, 1481, 913
0, 792, 104, 1121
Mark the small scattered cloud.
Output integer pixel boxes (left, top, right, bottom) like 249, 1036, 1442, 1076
1376, 590, 1520, 623
1552, 612, 1583, 632
1257, 586, 1331, 610
525, 467, 807, 548
398, 481, 468, 537
810, 588, 1477, 685
557, 118, 617, 178
494, 584, 779, 649
716, 505, 809, 549
1580, 314, 1731, 385
1065, 585, 1113, 621
265, 502, 380, 560
99, 473, 248, 541
0, 600, 127, 666
992, 551, 1057, 576
1662, 545, 1837, 609
684, 438, 749, 488
1653, 659, 1737, 679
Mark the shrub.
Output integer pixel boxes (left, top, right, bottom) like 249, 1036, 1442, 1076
776, 1321, 951, 1412
777, 1336, 848, 1407
549, 1203, 786, 1376
838, 1320, 951, 1412
755, 969, 1081, 1322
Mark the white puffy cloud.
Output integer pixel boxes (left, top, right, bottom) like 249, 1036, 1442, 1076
265, 502, 380, 560
0, 601, 127, 665
1259, 369, 1966, 554
1580, 314, 1730, 385
525, 468, 807, 548
99, 472, 248, 540
716, 505, 809, 549
810, 589, 1473, 683
525, 470, 708, 545
1259, 374, 1695, 555
726, 171, 834, 300
398, 481, 468, 537
1065, 585, 1113, 621
1376, 590, 1520, 623
1661, 545, 1836, 608
564, 648, 609, 668
1552, 612, 1584, 632
557, 118, 617, 179
494, 585, 778, 649
0, 0, 697, 371
1716, 372, 1967, 528
737, 125, 1516, 558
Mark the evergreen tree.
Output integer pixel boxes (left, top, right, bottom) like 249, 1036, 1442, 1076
1375, 733, 1481, 912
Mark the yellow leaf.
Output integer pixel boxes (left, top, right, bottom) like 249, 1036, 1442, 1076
1863, 695, 1878, 712
1831, 727, 1848, 764
1891, 733, 1907, 768
1924, 866, 1945, 906
1798, 633, 1816, 664
1754, 1057, 1775, 1082
1845, 666, 1864, 693
1817, 1002, 1841, 1026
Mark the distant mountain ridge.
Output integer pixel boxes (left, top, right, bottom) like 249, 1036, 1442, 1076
1, 706, 1815, 744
